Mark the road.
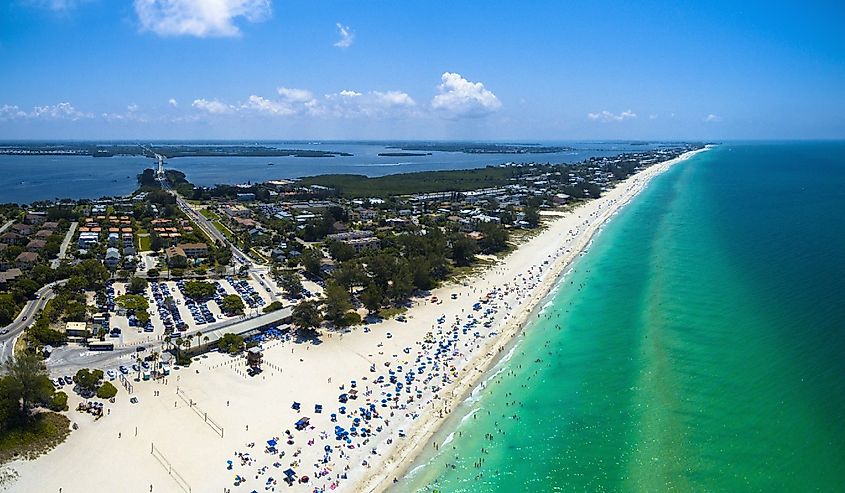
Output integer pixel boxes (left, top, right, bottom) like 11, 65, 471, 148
51, 221, 77, 268
0, 219, 13, 234
0, 280, 67, 364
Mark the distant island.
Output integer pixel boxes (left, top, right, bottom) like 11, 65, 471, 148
0, 143, 352, 158
384, 143, 575, 154
377, 152, 432, 157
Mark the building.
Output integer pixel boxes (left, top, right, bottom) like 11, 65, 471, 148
15, 251, 40, 270
236, 193, 256, 202
26, 239, 46, 252
78, 231, 99, 249
165, 246, 188, 266
247, 346, 263, 368
104, 247, 120, 268
24, 212, 47, 225
0, 232, 24, 245
179, 242, 208, 258
10, 223, 32, 236
346, 236, 381, 252
0, 268, 22, 287
64, 321, 89, 338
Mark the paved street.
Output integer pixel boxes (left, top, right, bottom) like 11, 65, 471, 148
0, 280, 67, 364
51, 221, 78, 268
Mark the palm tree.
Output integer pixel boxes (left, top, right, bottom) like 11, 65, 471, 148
175, 337, 184, 360
203, 335, 210, 351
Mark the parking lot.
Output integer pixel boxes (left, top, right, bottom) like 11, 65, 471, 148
98, 277, 278, 346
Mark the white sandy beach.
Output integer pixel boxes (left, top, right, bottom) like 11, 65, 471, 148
0, 147, 708, 493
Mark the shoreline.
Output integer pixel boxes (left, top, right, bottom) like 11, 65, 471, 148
0, 147, 710, 493
357, 146, 712, 493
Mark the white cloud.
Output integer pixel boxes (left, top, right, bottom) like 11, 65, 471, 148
241, 94, 295, 115
324, 90, 416, 118
277, 87, 315, 104
30, 102, 92, 120
0, 105, 28, 121
704, 113, 721, 122
127, 103, 139, 112
192, 98, 234, 114
372, 91, 415, 107
133, 0, 271, 38
649, 114, 658, 120
168, 98, 178, 107
431, 72, 501, 118
334, 22, 354, 48
587, 110, 637, 122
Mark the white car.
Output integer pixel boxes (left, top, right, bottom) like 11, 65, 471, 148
106, 370, 116, 380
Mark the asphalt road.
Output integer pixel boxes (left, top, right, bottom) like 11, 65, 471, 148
0, 280, 67, 364
51, 221, 78, 268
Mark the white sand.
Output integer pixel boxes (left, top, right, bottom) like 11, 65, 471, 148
0, 148, 708, 493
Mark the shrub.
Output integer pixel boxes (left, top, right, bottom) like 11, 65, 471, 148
50, 391, 69, 411
96, 381, 117, 399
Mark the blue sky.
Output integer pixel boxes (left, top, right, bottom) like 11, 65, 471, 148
1, 0, 843, 140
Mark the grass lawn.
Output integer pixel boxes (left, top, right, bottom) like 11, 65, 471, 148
200, 208, 219, 220
0, 412, 71, 464
212, 221, 235, 241
138, 235, 152, 252
378, 305, 407, 319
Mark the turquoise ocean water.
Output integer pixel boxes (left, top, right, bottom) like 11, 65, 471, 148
397, 142, 845, 492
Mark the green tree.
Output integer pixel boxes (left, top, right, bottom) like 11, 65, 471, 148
327, 240, 356, 262
291, 300, 322, 333
182, 281, 216, 300
450, 234, 478, 267
74, 369, 101, 396
218, 333, 244, 354
278, 270, 304, 297
49, 391, 69, 411
1, 354, 55, 426
334, 261, 366, 294
220, 294, 245, 315
524, 206, 541, 228
0, 294, 19, 325
263, 301, 285, 313
300, 247, 323, 277
323, 281, 353, 326
478, 222, 509, 254
360, 283, 384, 315
126, 276, 148, 295
96, 381, 118, 399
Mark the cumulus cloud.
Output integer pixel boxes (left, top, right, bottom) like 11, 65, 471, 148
241, 95, 295, 115
704, 113, 721, 122
431, 72, 501, 118
168, 98, 178, 107
0, 105, 28, 120
324, 90, 416, 118
134, 0, 272, 38
192, 98, 235, 114
334, 22, 354, 48
277, 87, 315, 104
0, 102, 92, 121
587, 110, 637, 122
